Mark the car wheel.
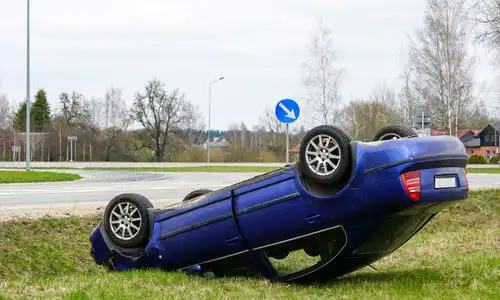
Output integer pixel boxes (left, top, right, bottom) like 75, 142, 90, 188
183, 189, 213, 202
372, 124, 418, 141
299, 125, 351, 184
103, 193, 153, 249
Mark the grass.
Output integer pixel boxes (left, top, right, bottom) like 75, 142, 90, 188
0, 189, 498, 299
466, 167, 500, 174
0, 171, 81, 183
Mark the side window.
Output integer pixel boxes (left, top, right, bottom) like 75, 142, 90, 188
262, 226, 347, 281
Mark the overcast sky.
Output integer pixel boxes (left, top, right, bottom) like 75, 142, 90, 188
0, 0, 497, 131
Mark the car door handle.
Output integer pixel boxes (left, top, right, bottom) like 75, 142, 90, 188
305, 214, 320, 223
225, 236, 241, 246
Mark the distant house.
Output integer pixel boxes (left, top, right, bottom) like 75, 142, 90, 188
458, 124, 500, 158
289, 144, 300, 154
202, 137, 231, 152
430, 128, 480, 137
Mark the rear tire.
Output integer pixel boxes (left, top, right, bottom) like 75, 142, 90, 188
183, 189, 213, 202
372, 124, 418, 141
299, 125, 351, 184
103, 193, 153, 249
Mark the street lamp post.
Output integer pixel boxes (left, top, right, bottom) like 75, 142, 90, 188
207, 76, 224, 164
25, 0, 31, 171
68, 136, 77, 162
492, 104, 500, 147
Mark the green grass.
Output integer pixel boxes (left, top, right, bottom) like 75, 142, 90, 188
0, 171, 81, 183
466, 167, 500, 174
0, 189, 498, 299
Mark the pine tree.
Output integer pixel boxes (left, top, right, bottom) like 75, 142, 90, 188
31, 89, 51, 131
12, 89, 52, 132
13, 103, 27, 132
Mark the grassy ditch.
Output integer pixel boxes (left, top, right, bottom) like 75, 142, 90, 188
0, 171, 81, 183
0, 189, 498, 299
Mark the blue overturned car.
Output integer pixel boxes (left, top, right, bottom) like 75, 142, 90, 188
89, 124, 469, 283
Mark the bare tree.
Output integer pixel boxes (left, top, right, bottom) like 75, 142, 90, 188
258, 106, 285, 146
130, 79, 195, 162
405, 0, 475, 134
88, 97, 105, 130
104, 87, 129, 130
0, 93, 10, 129
398, 61, 422, 127
342, 98, 402, 141
59, 92, 91, 129
98, 87, 130, 160
469, 0, 500, 51
369, 81, 397, 105
301, 19, 344, 125
183, 103, 205, 145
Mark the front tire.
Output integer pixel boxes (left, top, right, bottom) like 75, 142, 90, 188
373, 124, 418, 141
299, 125, 351, 184
102, 193, 153, 249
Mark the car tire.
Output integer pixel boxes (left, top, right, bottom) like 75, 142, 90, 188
102, 193, 153, 249
299, 125, 351, 184
372, 124, 418, 141
183, 189, 213, 202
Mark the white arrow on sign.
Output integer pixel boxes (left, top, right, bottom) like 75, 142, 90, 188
279, 102, 296, 119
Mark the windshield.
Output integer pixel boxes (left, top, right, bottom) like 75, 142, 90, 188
262, 225, 347, 281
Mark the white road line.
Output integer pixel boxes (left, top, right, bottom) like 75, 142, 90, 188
0, 184, 230, 195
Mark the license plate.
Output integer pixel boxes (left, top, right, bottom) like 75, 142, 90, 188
434, 175, 457, 189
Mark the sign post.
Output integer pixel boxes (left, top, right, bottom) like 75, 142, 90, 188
275, 98, 300, 164
12, 145, 20, 162
413, 110, 431, 136
68, 136, 78, 162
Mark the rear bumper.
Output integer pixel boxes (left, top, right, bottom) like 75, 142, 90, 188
416, 167, 468, 203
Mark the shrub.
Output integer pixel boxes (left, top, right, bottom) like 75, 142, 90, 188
468, 154, 487, 164
489, 155, 500, 164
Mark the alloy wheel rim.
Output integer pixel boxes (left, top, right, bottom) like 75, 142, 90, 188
109, 201, 142, 240
305, 134, 341, 176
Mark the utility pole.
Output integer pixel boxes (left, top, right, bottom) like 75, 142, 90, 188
207, 76, 224, 164
25, 0, 31, 171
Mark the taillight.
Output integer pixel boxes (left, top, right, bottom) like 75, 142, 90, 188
463, 168, 469, 192
401, 170, 421, 201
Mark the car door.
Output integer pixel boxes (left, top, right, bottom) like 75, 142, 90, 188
232, 169, 316, 251
154, 190, 246, 270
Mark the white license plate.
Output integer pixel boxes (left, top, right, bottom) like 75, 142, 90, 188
434, 175, 457, 189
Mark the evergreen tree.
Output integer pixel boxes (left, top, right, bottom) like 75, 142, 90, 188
31, 89, 51, 131
13, 102, 26, 131
12, 89, 52, 132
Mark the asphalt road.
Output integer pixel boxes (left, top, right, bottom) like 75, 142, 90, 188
0, 170, 261, 207
0, 161, 497, 169
0, 169, 498, 208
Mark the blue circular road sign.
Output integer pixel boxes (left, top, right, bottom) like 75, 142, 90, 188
275, 98, 300, 124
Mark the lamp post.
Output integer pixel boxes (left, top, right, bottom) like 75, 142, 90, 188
68, 136, 78, 162
492, 104, 500, 147
25, 0, 31, 171
207, 76, 224, 164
